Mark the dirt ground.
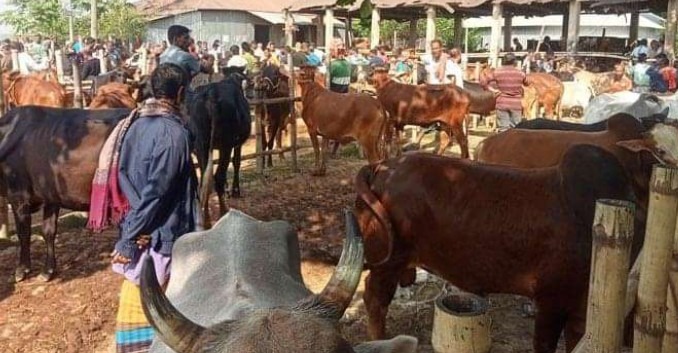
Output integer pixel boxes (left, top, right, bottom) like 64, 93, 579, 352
0, 122, 570, 353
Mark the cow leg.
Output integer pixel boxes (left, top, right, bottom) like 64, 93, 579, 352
214, 148, 230, 216
13, 203, 32, 282
533, 299, 568, 353
276, 127, 285, 161
330, 140, 341, 159
40, 204, 59, 282
230, 146, 242, 200
318, 137, 330, 176
365, 266, 404, 340
309, 132, 324, 176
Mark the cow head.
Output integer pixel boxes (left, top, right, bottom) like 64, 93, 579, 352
141, 210, 418, 353
617, 123, 678, 166
252, 64, 283, 97
297, 65, 317, 84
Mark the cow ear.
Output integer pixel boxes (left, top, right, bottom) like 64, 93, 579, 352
354, 335, 418, 353
616, 139, 654, 154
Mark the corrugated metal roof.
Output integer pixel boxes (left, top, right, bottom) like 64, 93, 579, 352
137, 0, 289, 18
463, 12, 665, 29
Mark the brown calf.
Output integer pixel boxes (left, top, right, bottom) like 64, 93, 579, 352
3, 72, 67, 108
371, 68, 471, 158
89, 82, 137, 109
354, 145, 648, 353
298, 66, 387, 176
522, 73, 564, 120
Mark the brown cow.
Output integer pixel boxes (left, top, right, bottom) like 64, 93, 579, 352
476, 113, 678, 210
522, 73, 564, 120
371, 68, 471, 158
89, 82, 137, 109
353, 143, 667, 353
3, 72, 67, 108
297, 66, 387, 176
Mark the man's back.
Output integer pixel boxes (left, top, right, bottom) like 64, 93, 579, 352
160, 45, 200, 78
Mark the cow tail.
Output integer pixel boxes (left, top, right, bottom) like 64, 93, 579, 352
354, 164, 394, 267
378, 104, 390, 160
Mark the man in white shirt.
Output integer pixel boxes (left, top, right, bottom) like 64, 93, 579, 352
422, 40, 462, 87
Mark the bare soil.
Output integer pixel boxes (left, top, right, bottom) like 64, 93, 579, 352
0, 125, 568, 353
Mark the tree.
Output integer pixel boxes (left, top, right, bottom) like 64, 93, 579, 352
0, 0, 145, 42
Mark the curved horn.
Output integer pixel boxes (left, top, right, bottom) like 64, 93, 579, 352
140, 256, 207, 353
317, 209, 365, 318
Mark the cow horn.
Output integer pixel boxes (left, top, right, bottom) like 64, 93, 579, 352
317, 209, 365, 318
140, 256, 207, 353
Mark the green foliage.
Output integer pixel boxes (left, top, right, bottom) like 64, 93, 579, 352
0, 0, 146, 42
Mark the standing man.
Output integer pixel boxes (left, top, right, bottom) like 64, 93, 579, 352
159, 25, 201, 79
90, 63, 199, 353
480, 53, 527, 131
329, 43, 351, 93
627, 53, 651, 93
422, 39, 455, 85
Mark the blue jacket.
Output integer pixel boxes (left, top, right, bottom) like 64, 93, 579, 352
115, 112, 199, 258
159, 45, 201, 79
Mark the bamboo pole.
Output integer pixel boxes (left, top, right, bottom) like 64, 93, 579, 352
98, 49, 107, 74
431, 293, 491, 353
0, 61, 8, 240
255, 102, 264, 174
72, 60, 83, 109
55, 50, 64, 84
575, 199, 635, 353
285, 10, 298, 172
10, 49, 19, 72
633, 165, 678, 353
663, 225, 678, 352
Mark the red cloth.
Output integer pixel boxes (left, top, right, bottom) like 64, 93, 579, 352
660, 67, 677, 92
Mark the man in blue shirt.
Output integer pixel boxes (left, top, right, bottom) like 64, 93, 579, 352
111, 63, 199, 353
159, 25, 201, 79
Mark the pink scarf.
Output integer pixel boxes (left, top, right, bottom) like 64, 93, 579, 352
87, 99, 182, 232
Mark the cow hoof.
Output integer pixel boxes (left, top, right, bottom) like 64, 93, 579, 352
14, 267, 30, 283
39, 269, 55, 282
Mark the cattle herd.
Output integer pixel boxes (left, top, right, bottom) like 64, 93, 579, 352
2, 61, 678, 353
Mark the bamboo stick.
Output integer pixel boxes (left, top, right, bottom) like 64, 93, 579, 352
0, 61, 8, 240
55, 50, 64, 84
580, 199, 635, 353
633, 165, 678, 353
72, 61, 83, 109
284, 9, 298, 172
662, 223, 678, 352
431, 293, 491, 353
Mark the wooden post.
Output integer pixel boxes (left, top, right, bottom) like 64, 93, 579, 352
98, 49, 107, 74
324, 8, 334, 89
489, 3, 502, 68
464, 27, 469, 54
633, 165, 678, 353
576, 199, 635, 352
285, 10, 298, 172
664, 226, 678, 352
666, 0, 677, 61
90, 0, 98, 39
567, 0, 581, 54
371, 7, 381, 49
55, 50, 64, 84
561, 10, 570, 52
0, 62, 8, 239
255, 102, 264, 174
72, 61, 83, 109
474, 63, 480, 82
425, 6, 436, 54
140, 49, 148, 76
431, 293, 491, 353
629, 11, 639, 46
453, 13, 463, 49
10, 49, 19, 72
503, 14, 512, 52
409, 18, 417, 49
345, 14, 352, 49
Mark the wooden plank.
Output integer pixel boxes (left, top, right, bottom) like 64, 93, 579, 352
567, 0, 581, 53
489, 3, 502, 67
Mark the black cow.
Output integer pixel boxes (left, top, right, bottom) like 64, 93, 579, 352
90, 69, 130, 98
0, 106, 131, 282
189, 68, 252, 222
515, 114, 670, 132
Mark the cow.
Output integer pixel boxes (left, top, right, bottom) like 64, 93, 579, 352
89, 82, 137, 109
141, 209, 418, 353
560, 81, 594, 118
515, 114, 669, 132
90, 69, 131, 98
253, 64, 291, 168
583, 92, 669, 125
0, 106, 132, 282
476, 114, 678, 210
353, 145, 655, 353
522, 73, 564, 120
370, 67, 471, 158
2, 72, 68, 109
297, 66, 388, 176
189, 68, 252, 220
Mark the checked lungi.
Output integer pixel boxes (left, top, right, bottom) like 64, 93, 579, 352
115, 280, 154, 353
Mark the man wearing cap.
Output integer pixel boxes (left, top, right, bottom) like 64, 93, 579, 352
159, 25, 201, 79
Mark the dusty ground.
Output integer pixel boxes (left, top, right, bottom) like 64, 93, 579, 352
0, 121, 570, 353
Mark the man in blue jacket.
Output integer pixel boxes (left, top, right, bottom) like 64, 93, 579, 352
109, 63, 199, 353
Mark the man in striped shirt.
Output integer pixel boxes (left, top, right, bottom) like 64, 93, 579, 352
480, 53, 527, 131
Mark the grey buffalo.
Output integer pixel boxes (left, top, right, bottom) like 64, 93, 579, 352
141, 209, 417, 353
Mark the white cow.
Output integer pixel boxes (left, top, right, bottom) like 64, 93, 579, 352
560, 81, 594, 118
583, 92, 670, 124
